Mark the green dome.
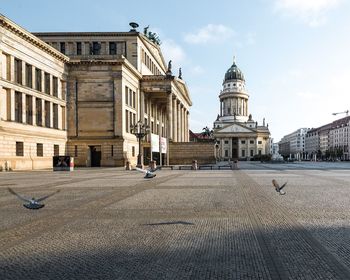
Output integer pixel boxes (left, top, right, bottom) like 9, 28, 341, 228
224, 62, 245, 82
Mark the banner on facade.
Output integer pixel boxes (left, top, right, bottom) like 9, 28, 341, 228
151, 133, 159, 152
160, 137, 167, 154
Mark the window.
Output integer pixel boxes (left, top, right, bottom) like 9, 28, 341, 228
125, 110, 129, 133
54, 145, 59, 156
14, 58, 22, 84
250, 140, 254, 144
225, 150, 228, 157
45, 101, 50, 128
45, 73, 50, 94
25, 95, 33, 125
74, 145, 78, 157
241, 140, 246, 144
111, 145, 114, 157
35, 68, 42, 91
53, 104, 58, 129
250, 149, 254, 157
258, 141, 262, 144
25, 64, 32, 88
132, 146, 135, 157
242, 149, 245, 157
258, 150, 262, 155
15, 91, 22, 123
60, 42, 66, 54
61, 106, 66, 130
52, 77, 58, 97
125, 86, 128, 105
37, 143, 43, 157
36, 98, 42, 126
224, 140, 229, 144
92, 42, 100, 55
76, 42, 82, 55
16, 142, 24, 156
109, 42, 116, 55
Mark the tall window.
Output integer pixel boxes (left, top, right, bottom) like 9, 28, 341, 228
109, 42, 116, 55
74, 145, 78, 157
242, 149, 245, 157
25, 64, 32, 88
36, 98, 42, 126
25, 95, 33, 125
125, 86, 128, 105
76, 42, 82, 55
45, 101, 50, 127
54, 144, 59, 156
37, 143, 43, 157
35, 68, 42, 91
60, 42, 66, 54
44, 72, 50, 94
125, 110, 129, 133
16, 142, 24, 156
14, 58, 22, 84
250, 149, 254, 157
53, 104, 58, 129
15, 91, 22, 123
92, 42, 100, 55
52, 77, 58, 97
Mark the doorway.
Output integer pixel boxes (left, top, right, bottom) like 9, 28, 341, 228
232, 138, 238, 159
90, 146, 101, 167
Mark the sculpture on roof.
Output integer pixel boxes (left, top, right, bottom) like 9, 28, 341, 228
143, 25, 161, 45
178, 68, 182, 79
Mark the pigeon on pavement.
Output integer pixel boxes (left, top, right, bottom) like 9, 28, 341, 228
8, 188, 60, 209
272, 179, 287, 195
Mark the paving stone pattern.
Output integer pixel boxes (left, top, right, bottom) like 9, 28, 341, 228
1, 162, 350, 279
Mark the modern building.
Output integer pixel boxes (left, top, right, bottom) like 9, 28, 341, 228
0, 15, 69, 170
278, 128, 309, 160
0, 15, 192, 170
213, 58, 270, 160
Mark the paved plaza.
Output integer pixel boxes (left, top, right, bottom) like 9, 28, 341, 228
1, 162, 350, 279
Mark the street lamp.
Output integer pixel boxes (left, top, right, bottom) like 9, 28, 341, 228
131, 121, 150, 168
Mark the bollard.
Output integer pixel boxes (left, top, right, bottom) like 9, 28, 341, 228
192, 160, 198, 170
125, 161, 131, 170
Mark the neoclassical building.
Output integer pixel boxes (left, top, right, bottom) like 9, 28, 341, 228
0, 15, 69, 170
213, 58, 270, 160
0, 15, 191, 169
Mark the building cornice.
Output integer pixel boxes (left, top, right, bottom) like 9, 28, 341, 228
0, 14, 69, 63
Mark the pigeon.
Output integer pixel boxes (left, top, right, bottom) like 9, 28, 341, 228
135, 167, 157, 179
8, 188, 60, 209
272, 179, 287, 195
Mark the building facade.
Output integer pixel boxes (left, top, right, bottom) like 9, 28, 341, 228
0, 15, 69, 170
0, 15, 192, 169
278, 128, 309, 160
213, 58, 270, 160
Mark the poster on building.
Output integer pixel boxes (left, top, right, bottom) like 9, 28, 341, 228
151, 133, 159, 152
160, 137, 167, 154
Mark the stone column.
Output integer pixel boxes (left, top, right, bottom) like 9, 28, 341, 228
58, 105, 62, 129
182, 106, 185, 142
21, 93, 26, 123
177, 101, 181, 142
167, 92, 173, 140
7, 89, 15, 121
41, 99, 45, 127
140, 90, 145, 122
41, 70, 45, 93
21, 61, 26, 86
32, 96, 36, 126
49, 74, 53, 96
31, 65, 36, 89
10, 56, 15, 83
50, 102, 54, 128
173, 98, 177, 142
220, 101, 222, 116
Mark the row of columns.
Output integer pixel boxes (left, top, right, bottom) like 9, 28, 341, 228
167, 92, 189, 142
220, 97, 248, 116
5, 89, 65, 130
1, 52, 63, 100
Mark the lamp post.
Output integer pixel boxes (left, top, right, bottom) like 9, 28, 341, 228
131, 121, 150, 168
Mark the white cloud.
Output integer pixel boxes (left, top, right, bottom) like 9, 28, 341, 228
184, 24, 235, 44
190, 65, 205, 75
161, 39, 186, 70
273, 0, 342, 26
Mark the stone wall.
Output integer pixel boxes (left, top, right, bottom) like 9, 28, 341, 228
169, 142, 216, 165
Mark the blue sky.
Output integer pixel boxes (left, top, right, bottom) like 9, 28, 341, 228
2, 0, 350, 141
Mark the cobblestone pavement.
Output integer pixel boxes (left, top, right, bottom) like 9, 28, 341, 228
1, 162, 350, 279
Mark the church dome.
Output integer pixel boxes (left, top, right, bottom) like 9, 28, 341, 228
224, 60, 245, 82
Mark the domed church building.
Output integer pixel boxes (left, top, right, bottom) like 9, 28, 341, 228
213, 57, 270, 160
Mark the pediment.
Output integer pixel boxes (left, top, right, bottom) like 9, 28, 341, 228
216, 123, 255, 133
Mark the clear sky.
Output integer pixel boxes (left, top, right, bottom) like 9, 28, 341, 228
2, 0, 350, 141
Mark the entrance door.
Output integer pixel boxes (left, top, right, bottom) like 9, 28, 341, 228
232, 138, 238, 159
90, 146, 101, 167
